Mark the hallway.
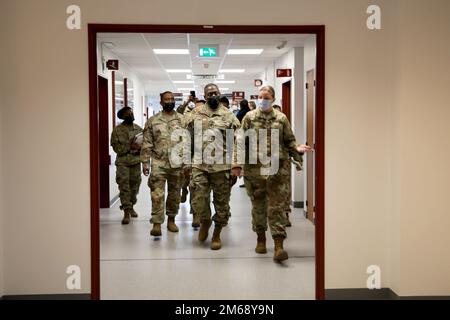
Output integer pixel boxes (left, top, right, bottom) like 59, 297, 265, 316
100, 176, 315, 299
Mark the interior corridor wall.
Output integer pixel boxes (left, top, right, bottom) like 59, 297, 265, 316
259, 48, 306, 205
389, 0, 450, 296
1, 1, 7, 296
97, 43, 146, 203
0, 82, 4, 298
302, 36, 316, 217
4, 0, 448, 295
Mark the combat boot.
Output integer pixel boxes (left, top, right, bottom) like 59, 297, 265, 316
255, 231, 267, 254
167, 216, 179, 233
210, 225, 222, 250
121, 210, 131, 225
181, 188, 188, 203
130, 207, 139, 218
192, 213, 200, 228
273, 236, 289, 261
150, 223, 162, 236
198, 219, 212, 242
286, 213, 292, 227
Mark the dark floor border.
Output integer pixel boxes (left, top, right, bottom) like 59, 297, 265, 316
325, 288, 450, 300
293, 201, 304, 208
1, 294, 91, 300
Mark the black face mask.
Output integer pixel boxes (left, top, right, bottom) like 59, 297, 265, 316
162, 102, 175, 111
207, 96, 219, 109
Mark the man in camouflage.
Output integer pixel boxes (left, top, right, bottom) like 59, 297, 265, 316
110, 106, 143, 225
184, 84, 240, 250
232, 85, 313, 262
177, 97, 207, 228
141, 91, 184, 237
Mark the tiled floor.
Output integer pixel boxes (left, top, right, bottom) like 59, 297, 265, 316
100, 176, 315, 300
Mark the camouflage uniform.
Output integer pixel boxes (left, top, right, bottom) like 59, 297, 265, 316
141, 111, 184, 224
177, 102, 194, 198
234, 108, 303, 238
184, 103, 240, 226
177, 102, 211, 220
111, 123, 143, 211
284, 153, 304, 224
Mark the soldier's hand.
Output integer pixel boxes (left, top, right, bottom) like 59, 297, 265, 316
143, 164, 150, 176
231, 167, 242, 177
297, 144, 314, 153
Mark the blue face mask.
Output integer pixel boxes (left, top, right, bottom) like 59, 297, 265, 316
258, 99, 272, 111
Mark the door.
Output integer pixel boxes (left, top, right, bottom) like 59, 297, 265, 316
306, 70, 315, 223
98, 76, 110, 208
281, 80, 292, 123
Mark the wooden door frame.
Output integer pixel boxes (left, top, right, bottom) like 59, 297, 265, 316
88, 24, 325, 300
98, 75, 110, 209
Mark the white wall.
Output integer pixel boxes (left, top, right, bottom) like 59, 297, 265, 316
1, 1, 7, 297
389, 0, 450, 296
97, 43, 146, 202
303, 35, 316, 215
292, 48, 306, 205
1, 0, 450, 296
259, 48, 306, 204
0, 81, 4, 298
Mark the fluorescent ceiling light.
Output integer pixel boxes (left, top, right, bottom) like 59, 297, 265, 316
177, 88, 195, 91
173, 80, 194, 84
220, 88, 230, 91
227, 49, 263, 55
166, 69, 192, 73
115, 81, 124, 85
154, 49, 189, 55
214, 80, 235, 84
219, 69, 245, 73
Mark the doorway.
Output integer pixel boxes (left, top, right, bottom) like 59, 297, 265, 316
282, 80, 292, 123
306, 70, 315, 223
88, 24, 325, 300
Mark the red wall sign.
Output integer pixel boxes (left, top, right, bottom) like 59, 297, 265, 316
232, 91, 245, 102
106, 59, 119, 70
276, 69, 292, 77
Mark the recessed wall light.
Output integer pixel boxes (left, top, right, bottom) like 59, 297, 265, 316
219, 69, 245, 73
214, 80, 235, 84
227, 49, 263, 55
154, 49, 189, 55
166, 69, 192, 73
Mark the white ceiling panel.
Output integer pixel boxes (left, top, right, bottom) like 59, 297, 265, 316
97, 32, 314, 100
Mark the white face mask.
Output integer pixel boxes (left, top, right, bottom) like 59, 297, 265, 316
188, 102, 195, 109
232, 105, 238, 111
258, 99, 272, 111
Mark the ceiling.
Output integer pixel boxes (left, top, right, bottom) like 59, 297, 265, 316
98, 33, 311, 99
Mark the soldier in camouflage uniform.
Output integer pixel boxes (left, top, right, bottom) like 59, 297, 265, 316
185, 84, 240, 250
141, 91, 184, 237
177, 98, 207, 228
110, 107, 143, 225
232, 85, 313, 262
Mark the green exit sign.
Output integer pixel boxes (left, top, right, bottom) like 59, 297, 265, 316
199, 47, 217, 57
